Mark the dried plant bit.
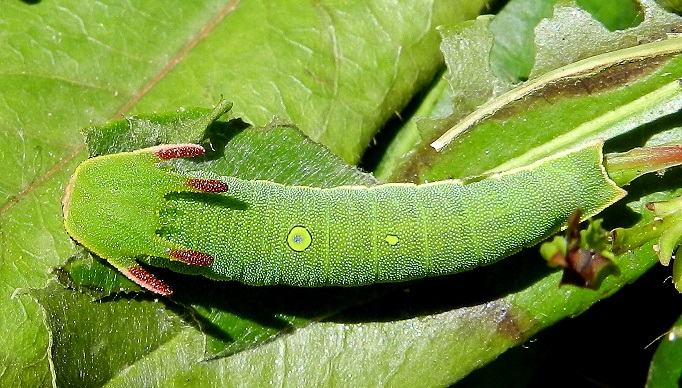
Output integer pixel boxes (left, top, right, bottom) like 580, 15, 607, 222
558, 249, 619, 290
542, 210, 619, 290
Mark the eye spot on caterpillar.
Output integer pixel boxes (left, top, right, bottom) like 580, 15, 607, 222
385, 234, 399, 246
287, 226, 312, 252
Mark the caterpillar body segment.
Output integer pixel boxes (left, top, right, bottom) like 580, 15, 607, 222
63, 144, 223, 294
160, 143, 623, 287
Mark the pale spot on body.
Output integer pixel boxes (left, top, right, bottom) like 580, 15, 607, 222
385, 234, 399, 246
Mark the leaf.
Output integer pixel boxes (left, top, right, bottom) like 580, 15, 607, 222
97, 196, 680, 387
489, 0, 557, 82
29, 281, 189, 388
376, 0, 682, 181
128, 1, 489, 164
0, 0, 488, 386
412, 33, 682, 182
4, 0, 682, 387
575, 0, 645, 31
648, 314, 682, 386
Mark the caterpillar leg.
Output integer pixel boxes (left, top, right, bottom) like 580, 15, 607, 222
143, 144, 230, 193
168, 249, 214, 266
107, 249, 215, 295
139, 145, 224, 292
147, 144, 226, 292
106, 249, 214, 296
107, 256, 175, 296
146, 144, 224, 267
146, 143, 207, 160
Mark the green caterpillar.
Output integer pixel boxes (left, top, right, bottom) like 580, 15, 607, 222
62, 142, 625, 295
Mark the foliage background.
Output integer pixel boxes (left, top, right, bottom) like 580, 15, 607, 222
1, 0, 681, 386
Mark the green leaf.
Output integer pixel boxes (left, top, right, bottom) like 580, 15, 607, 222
0, 0, 487, 385
29, 281, 189, 388
648, 314, 682, 386
377, 0, 682, 181
128, 1, 488, 164
489, 0, 557, 82
371, 0, 682, 385
576, 0, 645, 31
4, 0, 682, 386
657, 0, 682, 13
488, 0, 645, 83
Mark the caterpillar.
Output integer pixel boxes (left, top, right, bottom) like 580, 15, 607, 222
62, 142, 625, 295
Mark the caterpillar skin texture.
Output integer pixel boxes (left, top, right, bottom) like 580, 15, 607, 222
63, 142, 625, 295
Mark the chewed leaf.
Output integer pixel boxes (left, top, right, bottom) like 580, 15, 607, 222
431, 37, 682, 152
82, 100, 234, 156
385, 31, 682, 185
